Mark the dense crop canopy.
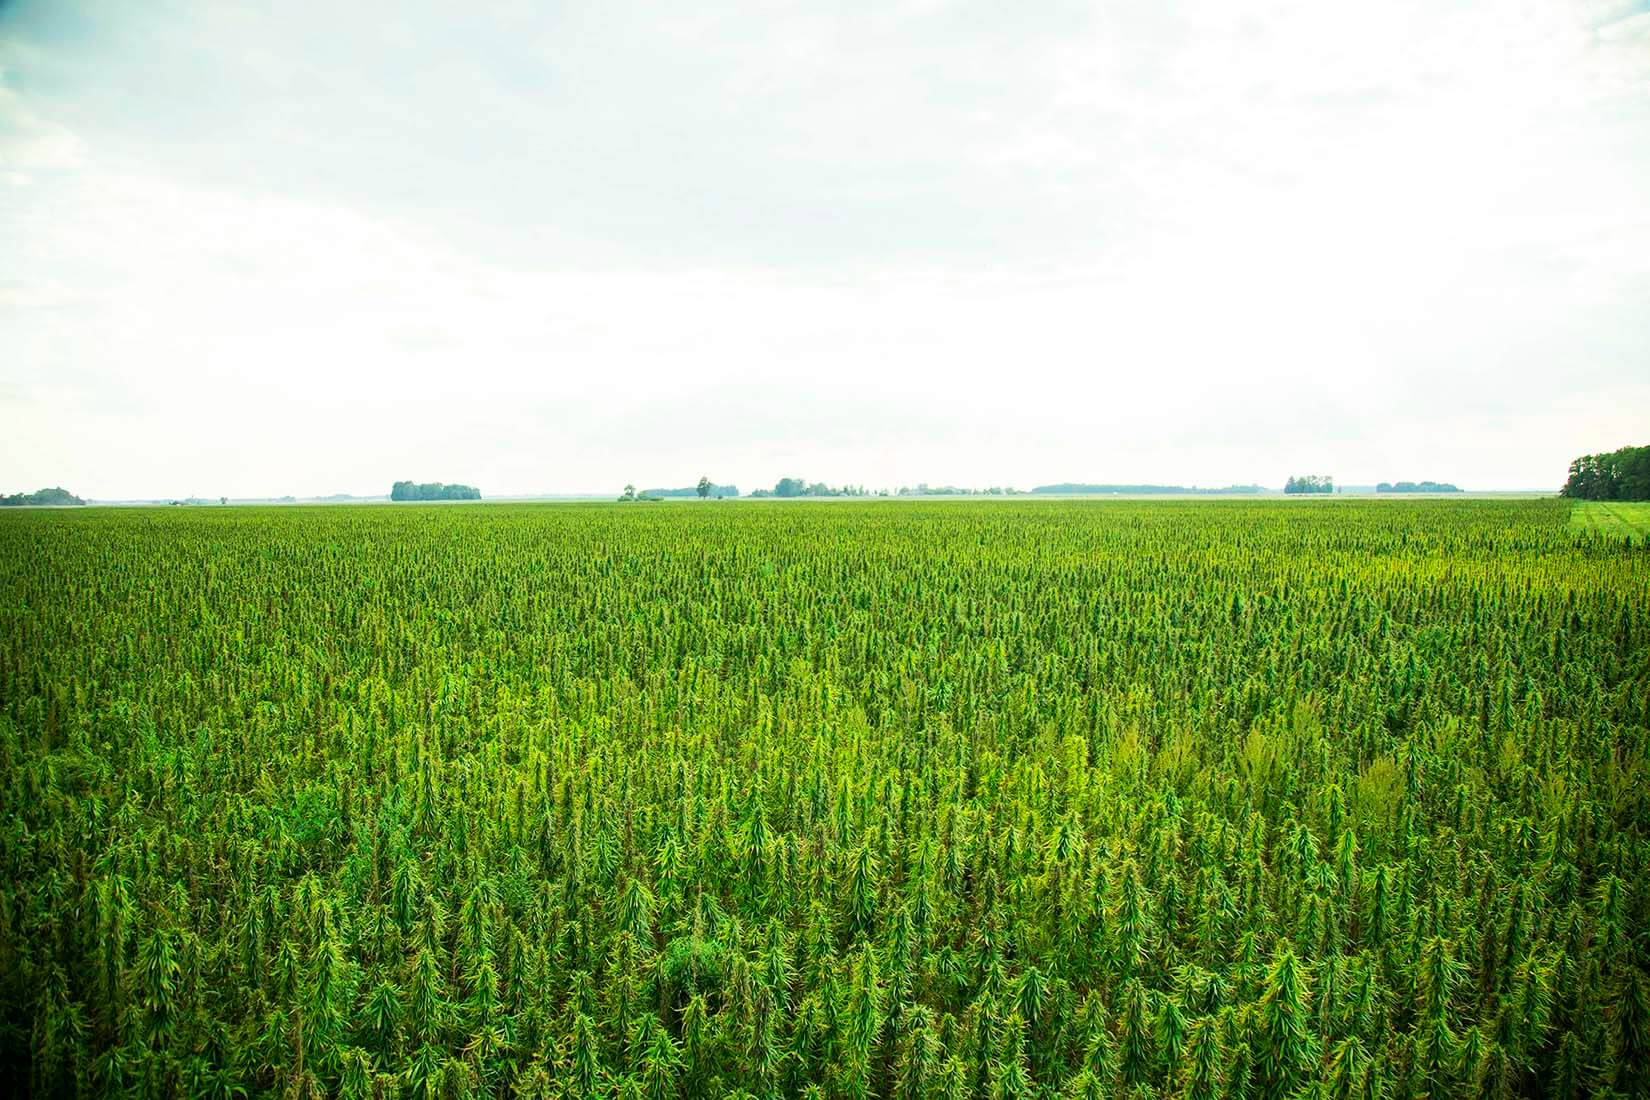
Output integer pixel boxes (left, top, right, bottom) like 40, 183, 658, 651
0, 498, 1646, 1098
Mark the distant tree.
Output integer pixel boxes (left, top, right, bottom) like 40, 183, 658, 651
696, 477, 711, 500
620, 484, 636, 502
1561, 445, 1650, 500
1376, 481, 1460, 494
0, 487, 87, 507
639, 483, 738, 498
391, 481, 480, 502
1284, 476, 1333, 495
220, 496, 228, 506
750, 478, 868, 498
1030, 483, 1264, 496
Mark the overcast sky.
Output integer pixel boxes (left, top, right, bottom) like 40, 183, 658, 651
3, 0, 1648, 497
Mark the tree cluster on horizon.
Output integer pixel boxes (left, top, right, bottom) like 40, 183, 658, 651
1030, 485, 1265, 496
1376, 482, 1461, 494
896, 484, 1019, 497
390, 481, 482, 502
0, 486, 86, 507
749, 478, 873, 498
1561, 445, 1650, 501
630, 481, 739, 500
1283, 476, 1334, 495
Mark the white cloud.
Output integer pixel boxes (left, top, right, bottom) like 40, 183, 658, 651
0, 79, 83, 175
1, 0, 1648, 497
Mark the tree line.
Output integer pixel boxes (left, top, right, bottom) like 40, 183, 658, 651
1561, 445, 1650, 501
0, 487, 85, 507
630, 482, 739, 500
1376, 483, 1460, 494
893, 485, 1015, 496
1283, 476, 1334, 495
390, 482, 482, 502
1031, 485, 1265, 496
750, 479, 873, 498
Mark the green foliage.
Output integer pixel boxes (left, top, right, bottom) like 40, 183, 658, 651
0, 486, 85, 506
1561, 444, 1650, 500
1284, 475, 1334, 494
749, 478, 870, 498
0, 497, 1645, 1098
390, 481, 480, 501
636, 481, 738, 499
1376, 481, 1460, 493
1031, 483, 1262, 495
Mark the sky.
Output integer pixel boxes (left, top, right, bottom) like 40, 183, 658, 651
2, 0, 1648, 498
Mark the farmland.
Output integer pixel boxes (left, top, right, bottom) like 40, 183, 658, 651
1572, 500, 1650, 541
1, 498, 1647, 1098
